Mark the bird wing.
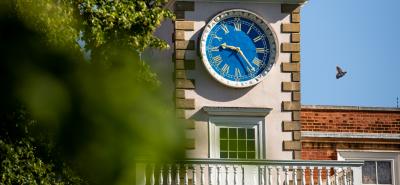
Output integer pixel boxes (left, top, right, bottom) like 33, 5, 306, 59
336, 66, 343, 73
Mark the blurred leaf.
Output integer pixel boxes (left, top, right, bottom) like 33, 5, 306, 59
1, 0, 183, 185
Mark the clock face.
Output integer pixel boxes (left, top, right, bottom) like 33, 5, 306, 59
200, 9, 277, 88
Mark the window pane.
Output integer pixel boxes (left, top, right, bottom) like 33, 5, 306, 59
247, 128, 255, 139
220, 128, 228, 139
229, 128, 237, 139
238, 128, 246, 139
238, 152, 246, 159
229, 152, 237, 159
220, 140, 228, 151
229, 140, 237, 151
247, 140, 255, 151
362, 161, 376, 184
377, 161, 392, 184
247, 152, 255, 159
220, 152, 228, 158
238, 140, 246, 151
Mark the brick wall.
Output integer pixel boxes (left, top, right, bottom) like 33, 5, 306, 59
301, 106, 400, 134
300, 105, 400, 160
302, 143, 337, 160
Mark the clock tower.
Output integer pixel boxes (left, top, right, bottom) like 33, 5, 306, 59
149, 0, 305, 160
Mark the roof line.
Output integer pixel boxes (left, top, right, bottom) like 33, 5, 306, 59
301, 105, 400, 112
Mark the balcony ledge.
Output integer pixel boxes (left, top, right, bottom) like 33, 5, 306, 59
203, 107, 272, 117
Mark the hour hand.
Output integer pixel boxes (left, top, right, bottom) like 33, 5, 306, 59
220, 43, 239, 51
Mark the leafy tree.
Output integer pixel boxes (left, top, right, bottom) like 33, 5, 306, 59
1, 0, 183, 184
15, 0, 174, 62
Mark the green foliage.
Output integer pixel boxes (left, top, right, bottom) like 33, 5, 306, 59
0, 139, 85, 185
1, 0, 183, 185
15, 0, 174, 57
15, 0, 80, 50
79, 0, 174, 51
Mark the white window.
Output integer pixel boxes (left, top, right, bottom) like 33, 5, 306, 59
204, 107, 270, 159
338, 150, 400, 185
362, 160, 393, 185
209, 116, 264, 159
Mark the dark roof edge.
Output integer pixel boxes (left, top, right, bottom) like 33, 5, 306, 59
301, 105, 400, 112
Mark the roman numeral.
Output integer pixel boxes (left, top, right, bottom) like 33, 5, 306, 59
211, 34, 222, 41
221, 64, 230, 74
252, 57, 262, 67
235, 68, 241, 78
253, 34, 264, 42
234, 18, 241, 31
247, 24, 254, 34
221, 23, 229, 34
210, 46, 219, 52
246, 66, 253, 73
213, 55, 222, 66
256, 48, 269, 54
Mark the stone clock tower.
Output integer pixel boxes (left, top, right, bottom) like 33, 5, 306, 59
149, 0, 305, 160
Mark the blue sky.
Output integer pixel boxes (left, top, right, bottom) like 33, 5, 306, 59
301, 0, 400, 107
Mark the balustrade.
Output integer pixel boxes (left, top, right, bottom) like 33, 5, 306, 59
136, 159, 363, 185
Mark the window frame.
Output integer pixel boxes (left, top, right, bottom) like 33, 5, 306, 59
209, 116, 265, 159
337, 150, 399, 185
361, 160, 393, 185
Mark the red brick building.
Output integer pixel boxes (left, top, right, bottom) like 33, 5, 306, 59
301, 105, 400, 184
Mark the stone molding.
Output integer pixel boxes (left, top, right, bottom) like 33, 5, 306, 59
282, 63, 300, 72
281, 23, 300, 33
281, 4, 302, 158
301, 105, 400, 112
283, 121, 301, 131
302, 131, 400, 140
282, 82, 300, 92
281, 43, 300, 52
283, 141, 301, 151
203, 107, 272, 116
174, 1, 197, 150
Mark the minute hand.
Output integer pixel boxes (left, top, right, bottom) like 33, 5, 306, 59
237, 48, 255, 71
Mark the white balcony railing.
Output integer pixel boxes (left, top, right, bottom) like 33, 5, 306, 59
135, 159, 364, 185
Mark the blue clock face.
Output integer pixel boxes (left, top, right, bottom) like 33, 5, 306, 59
200, 10, 277, 88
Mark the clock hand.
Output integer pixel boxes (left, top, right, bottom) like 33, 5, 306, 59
220, 43, 255, 71
237, 48, 255, 71
220, 43, 239, 51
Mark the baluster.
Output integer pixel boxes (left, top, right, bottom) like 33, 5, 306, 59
277, 167, 281, 185
326, 167, 330, 185
259, 166, 264, 185
310, 167, 314, 185
150, 164, 155, 185
184, 165, 188, 185
317, 167, 322, 185
284, 167, 289, 185
263, 166, 267, 185
159, 165, 164, 185
342, 168, 347, 185
234, 166, 238, 185
349, 168, 353, 185
241, 166, 245, 185
192, 165, 197, 185
268, 167, 272, 185
301, 167, 305, 185
176, 165, 180, 185
217, 166, 221, 185
225, 166, 229, 185
209, 165, 214, 185
200, 165, 205, 185
168, 165, 172, 185
293, 167, 298, 185
333, 168, 338, 185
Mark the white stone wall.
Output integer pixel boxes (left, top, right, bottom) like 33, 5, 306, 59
146, 1, 294, 160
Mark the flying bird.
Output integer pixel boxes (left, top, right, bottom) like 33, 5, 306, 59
336, 66, 347, 79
